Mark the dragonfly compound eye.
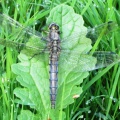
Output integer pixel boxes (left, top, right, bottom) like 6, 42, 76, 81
49, 23, 59, 30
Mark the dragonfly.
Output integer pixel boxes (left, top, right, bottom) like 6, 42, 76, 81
0, 13, 119, 109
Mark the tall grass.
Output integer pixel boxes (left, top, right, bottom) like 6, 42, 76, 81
0, 0, 120, 120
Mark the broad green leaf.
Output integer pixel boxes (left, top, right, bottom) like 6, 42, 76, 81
17, 110, 40, 120
11, 4, 94, 120
46, 4, 92, 110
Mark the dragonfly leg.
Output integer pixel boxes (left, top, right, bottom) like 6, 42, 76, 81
41, 37, 50, 42
29, 53, 40, 60
29, 46, 48, 60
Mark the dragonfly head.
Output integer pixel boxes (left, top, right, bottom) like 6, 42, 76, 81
49, 23, 59, 31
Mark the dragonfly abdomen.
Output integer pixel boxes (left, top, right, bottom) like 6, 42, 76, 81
49, 54, 59, 109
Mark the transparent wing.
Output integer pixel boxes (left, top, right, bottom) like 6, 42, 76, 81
59, 51, 120, 72
61, 21, 118, 49
0, 38, 49, 57
0, 13, 47, 53
59, 22, 119, 72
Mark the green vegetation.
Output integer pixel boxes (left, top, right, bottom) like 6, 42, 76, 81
0, 0, 120, 120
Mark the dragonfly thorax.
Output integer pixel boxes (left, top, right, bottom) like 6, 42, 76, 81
49, 23, 61, 41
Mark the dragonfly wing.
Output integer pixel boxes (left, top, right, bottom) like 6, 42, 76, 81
59, 51, 119, 72
61, 21, 118, 49
0, 38, 49, 61
91, 51, 119, 69
0, 14, 48, 57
